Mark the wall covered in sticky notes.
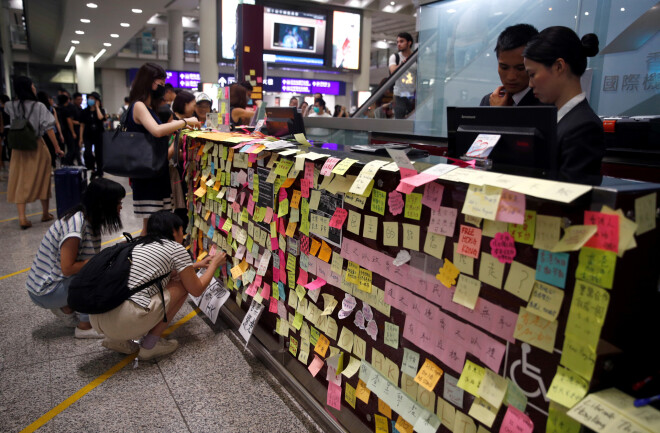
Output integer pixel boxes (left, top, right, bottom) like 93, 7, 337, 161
183, 131, 660, 433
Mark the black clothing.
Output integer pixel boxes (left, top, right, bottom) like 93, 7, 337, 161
479, 89, 542, 106
556, 99, 604, 185
80, 106, 106, 174
58, 104, 81, 166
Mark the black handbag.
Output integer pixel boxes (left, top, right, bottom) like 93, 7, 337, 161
102, 107, 168, 178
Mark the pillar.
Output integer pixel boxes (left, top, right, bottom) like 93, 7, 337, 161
199, 0, 218, 84
352, 11, 372, 92
168, 9, 184, 71
75, 53, 95, 93
0, 7, 13, 97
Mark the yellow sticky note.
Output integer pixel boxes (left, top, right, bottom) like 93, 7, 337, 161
478, 252, 505, 289
358, 268, 372, 293
453, 274, 481, 310
332, 158, 358, 175
318, 241, 332, 263
310, 238, 321, 256
437, 258, 460, 287
468, 397, 498, 428
404, 192, 423, 220
575, 247, 616, 289
635, 192, 656, 235
462, 184, 502, 220
503, 261, 536, 301
344, 382, 356, 409
454, 411, 477, 433
375, 414, 389, 433
508, 210, 536, 245
196, 251, 208, 261
345, 261, 360, 284
244, 45, 250, 52
384, 322, 399, 349
514, 306, 558, 353
457, 360, 486, 397
285, 221, 297, 238
483, 219, 508, 237
560, 334, 597, 381
546, 366, 589, 409
477, 369, 508, 408
352, 335, 366, 359
465, 215, 482, 227
565, 279, 609, 348
601, 206, 638, 257
194, 185, 207, 197
294, 133, 311, 146
347, 210, 361, 235
314, 333, 330, 357
402, 223, 420, 251
363, 215, 378, 240
383, 221, 399, 247
424, 232, 447, 260
290, 190, 301, 209
527, 281, 564, 321
534, 215, 562, 251
371, 189, 386, 215
547, 401, 582, 433
551, 225, 598, 252
378, 398, 392, 419
436, 397, 456, 432
395, 416, 413, 433
355, 379, 371, 403
414, 359, 444, 392
342, 355, 360, 378
337, 327, 354, 353
453, 242, 474, 275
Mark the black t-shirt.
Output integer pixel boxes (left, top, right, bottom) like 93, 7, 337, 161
57, 104, 77, 142
80, 106, 106, 140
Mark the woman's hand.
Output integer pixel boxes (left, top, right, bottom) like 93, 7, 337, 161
210, 252, 227, 268
184, 117, 201, 129
195, 255, 213, 269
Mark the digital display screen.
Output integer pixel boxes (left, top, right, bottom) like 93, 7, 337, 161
262, 77, 343, 96
262, 53, 325, 67
332, 11, 360, 70
221, 0, 239, 60
178, 72, 201, 89
263, 7, 326, 57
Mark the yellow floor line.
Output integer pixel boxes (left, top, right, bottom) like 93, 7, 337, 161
0, 229, 141, 281
20, 309, 200, 433
0, 209, 57, 224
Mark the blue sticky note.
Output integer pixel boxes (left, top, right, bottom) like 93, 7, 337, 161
235, 279, 242, 289
535, 250, 569, 288
278, 282, 286, 301
207, 225, 215, 238
216, 215, 220, 228
239, 144, 252, 153
392, 420, 401, 433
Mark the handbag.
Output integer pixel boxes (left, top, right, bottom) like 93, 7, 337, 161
102, 104, 168, 178
7, 101, 39, 151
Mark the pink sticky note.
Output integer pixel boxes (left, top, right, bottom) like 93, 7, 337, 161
270, 237, 278, 251
395, 181, 416, 194
328, 207, 348, 229
400, 172, 438, 188
279, 188, 288, 202
209, 244, 217, 256
247, 195, 255, 216
327, 382, 342, 410
388, 191, 405, 216
264, 207, 273, 224
308, 354, 324, 376
278, 301, 288, 319
278, 217, 286, 236
305, 277, 327, 291
231, 201, 241, 214
304, 161, 315, 181
490, 232, 517, 263
248, 153, 257, 163
272, 267, 280, 283
320, 157, 341, 176
584, 210, 620, 253
253, 275, 263, 287
496, 189, 526, 224
400, 167, 417, 179
500, 405, 534, 433
218, 218, 228, 233
457, 224, 482, 259
422, 182, 444, 211
297, 269, 308, 286
257, 76, 263, 84
301, 179, 311, 198
260, 283, 271, 300
269, 297, 279, 313
245, 283, 258, 297
429, 206, 458, 237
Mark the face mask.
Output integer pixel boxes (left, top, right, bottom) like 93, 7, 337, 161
88, 99, 95, 106
151, 84, 166, 100
313, 106, 320, 114
247, 99, 253, 105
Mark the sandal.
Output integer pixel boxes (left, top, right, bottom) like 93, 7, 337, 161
20, 220, 32, 230
41, 214, 54, 222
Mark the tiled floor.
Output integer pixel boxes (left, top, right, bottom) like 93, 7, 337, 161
0, 166, 323, 433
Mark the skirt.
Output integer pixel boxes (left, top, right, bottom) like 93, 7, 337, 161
7, 137, 52, 204
130, 166, 172, 218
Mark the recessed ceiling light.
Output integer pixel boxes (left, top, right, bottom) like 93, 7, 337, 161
584, 11, 589, 16
132, 8, 142, 13
71, 40, 80, 44
548, 7, 552, 11
110, 33, 119, 38
86, 2, 97, 8
390, 1, 395, 5
80, 18, 90, 23
75, 30, 85, 35
103, 42, 111, 47
120, 22, 130, 27
620, 7, 625, 11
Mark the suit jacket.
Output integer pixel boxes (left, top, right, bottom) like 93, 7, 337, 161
479, 89, 542, 106
556, 99, 604, 185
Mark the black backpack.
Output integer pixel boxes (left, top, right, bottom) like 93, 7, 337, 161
8, 101, 39, 150
67, 233, 169, 322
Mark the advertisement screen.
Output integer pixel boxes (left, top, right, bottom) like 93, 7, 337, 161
332, 11, 361, 70
263, 7, 326, 56
221, 0, 239, 60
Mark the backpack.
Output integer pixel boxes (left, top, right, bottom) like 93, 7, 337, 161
67, 233, 170, 322
8, 101, 39, 150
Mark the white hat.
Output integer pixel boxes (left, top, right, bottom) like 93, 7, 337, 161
196, 93, 212, 104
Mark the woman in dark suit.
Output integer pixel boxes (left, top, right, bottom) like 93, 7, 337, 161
523, 26, 604, 185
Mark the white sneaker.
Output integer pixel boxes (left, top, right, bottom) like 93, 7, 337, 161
74, 326, 104, 339
138, 338, 179, 360
102, 338, 139, 354
50, 308, 78, 328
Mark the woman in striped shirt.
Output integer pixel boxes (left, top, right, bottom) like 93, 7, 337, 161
26, 178, 125, 338
90, 211, 227, 360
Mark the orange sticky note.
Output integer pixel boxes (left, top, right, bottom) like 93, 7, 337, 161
310, 238, 321, 256
355, 379, 371, 403
286, 222, 297, 238
291, 190, 302, 209
244, 45, 250, 53
378, 398, 392, 419
281, 178, 296, 189
395, 415, 414, 433
414, 359, 444, 392
314, 334, 330, 357
318, 241, 332, 263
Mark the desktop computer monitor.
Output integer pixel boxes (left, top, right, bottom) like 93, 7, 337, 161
447, 106, 558, 179
265, 107, 306, 138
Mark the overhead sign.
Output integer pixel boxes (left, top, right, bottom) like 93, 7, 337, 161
263, 77, 344, 95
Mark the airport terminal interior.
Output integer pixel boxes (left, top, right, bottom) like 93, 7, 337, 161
0, 1, 659, 432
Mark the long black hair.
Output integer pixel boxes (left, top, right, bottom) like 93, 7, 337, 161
37, 91, 52, 110
63, 178, 125, 235
523, 26, 599, 77
139, 210, 184, 245
13, 76, 38, 102
129, 62, 166, 111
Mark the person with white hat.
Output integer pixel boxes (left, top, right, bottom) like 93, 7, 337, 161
194, 93, 212, 126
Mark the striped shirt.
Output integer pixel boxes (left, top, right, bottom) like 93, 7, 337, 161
26, 212, 100, 296
127, 239, 192, 308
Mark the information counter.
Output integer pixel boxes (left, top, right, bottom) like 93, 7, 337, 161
181, 130, 660, 433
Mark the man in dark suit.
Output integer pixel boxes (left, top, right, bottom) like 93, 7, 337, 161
480, 24, 542, 107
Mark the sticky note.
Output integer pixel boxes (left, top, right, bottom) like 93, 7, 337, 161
355, 379, 371, 403
468, 397, 498, 428
429, 206, 458, 236
551, 225, 597, 252
496, 189, 526, 224
383, 221, 399, 246
423, 232, 446, 260
453, 242, 474, 275
358, 268, 372, 293
457, 360, 486, 397
583, 210, 620, 253
548, 401, 581, 433
384, 322, 399, 349
536, 250, 569, 288
465, 215, 482, 227
375, 414, 389, 433
504, 261, 536, 301
601, 206, 637, 257
527, 281, 564, 321
482, 219, 508, 238
314, 333, 330, 357
414, 359, 444, 392
560, 334, 597, 381
371, 189, 386, 215
477, 369, 508, 408
421, 182, 444, 211
401, 348, 420, 378
308, 354, 324, 377
378, 399, 392, 419
490, 231, 517, 263
508, 210, 536, 245
514, 307, 558, 353
404, 192, 423, 220
501, 405, 534, 433
547, 366, 589, 409
332, 158, 358, 175
346, 209, 361, 235
338, 327, 354, 353
402, 223, 420, 251
329, 207, 348, 229
310, 238, 321, 256
462, 184, 502, 220
437, 258, 460, 287
344, 382, 356, 409
478, 252, 505, 289
635, 192, 656, 235
504, 379, 528, 412
443, 374, 464, 408
534, 215, 562, 251
457, 225, 482, 259
395, 416, 413, 433
575, 247, 616, 289
363, 215, 378, 240
453, 274, 481, 310
388, 190, 405, 216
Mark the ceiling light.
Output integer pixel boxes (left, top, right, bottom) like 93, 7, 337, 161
80, 18, 90, 23
131, 8, 142, 13
110, 33, 119, 38
120, 22, 130, 27
65, 46, 75, 62
103, 42, 111, 47
86, 2, 97, 8
93, 48, 107, 62
584, 11, 589, 16
620, 7, 625, 11
447, 9, 456, 13
71, 40, 80, 44
548, 7, 552, 11
390, 1, 395, 5
75, 30, 85, 35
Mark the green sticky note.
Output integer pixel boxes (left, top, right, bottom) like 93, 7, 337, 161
287, 254, 296, 271
288, 269, 296, 289
575, 247, 616, 289
293, 312, 304, 330
310, 326, 320, 346
300, 198, 310, 236
274, 159, 294, 177
278, 198, 289, 217
371, 189, 386, 216
404, 192, 423, 220
240, 208, 249, 223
